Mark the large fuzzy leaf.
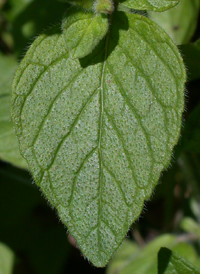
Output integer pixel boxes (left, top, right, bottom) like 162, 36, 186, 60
11, 11, 186, 266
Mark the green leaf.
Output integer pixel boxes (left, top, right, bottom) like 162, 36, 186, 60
11, 11, 186, 266
181, 217, 200, 238
0, 242, 15, 274
94, 0, 114, 14
107, 234, 177, 274
148, 0, 200, 45
119, 0, 179, 12
0, 54, 17, 97
0, 54, 27, 168
158, 247, 200, 274
62, 10, 109, 58
172, 242, 199, 267
107, 235, 199, 274
180, 39, 200, 81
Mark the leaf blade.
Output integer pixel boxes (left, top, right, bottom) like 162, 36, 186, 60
11, 12, 186, 267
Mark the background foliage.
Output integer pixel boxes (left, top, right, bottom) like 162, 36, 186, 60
1, 0, 200, 273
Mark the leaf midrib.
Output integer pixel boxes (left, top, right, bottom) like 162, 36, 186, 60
97, 28, 111, 253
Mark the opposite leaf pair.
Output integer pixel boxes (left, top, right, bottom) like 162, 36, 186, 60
62, 0, 180, 58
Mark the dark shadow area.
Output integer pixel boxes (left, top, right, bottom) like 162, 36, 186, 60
158, 247, 172, 274
79, 11, 129, 68
62, 248, 106, 274
191, 4, 200, 43
0, 160, 70, 274
0, 160, 34, 188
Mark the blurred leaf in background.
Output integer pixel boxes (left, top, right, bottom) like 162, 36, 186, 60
181, 217, 200, 238
148, 0, 200, 45
0, 242, 15, 274
107, 234, 200, 274
3, 0, 34, 21
0, 53, 27, 168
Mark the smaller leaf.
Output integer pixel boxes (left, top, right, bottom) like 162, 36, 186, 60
119, 0, 179, 12
158, 247, 200, 274
62, 9, 108, 58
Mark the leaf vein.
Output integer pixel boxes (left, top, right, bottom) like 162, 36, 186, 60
104, 110, 140, 191
32, 67, 86, 148
103, 162, 130, 207
19, 53, 69, 126
47, 87, 99, 170
68, 146, 98, 209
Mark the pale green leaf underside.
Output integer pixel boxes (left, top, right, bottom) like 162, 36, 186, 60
62, 10, 108, 58
158, 248, 200, 274
11, 12, 186, 267
148, 0, 200, 45
120, 0, 179, 12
